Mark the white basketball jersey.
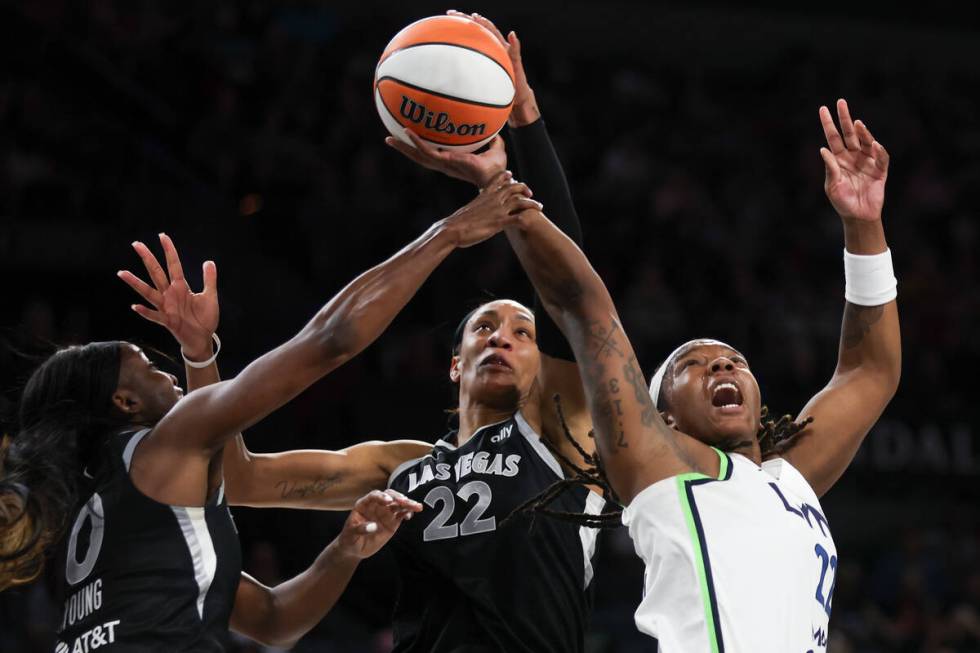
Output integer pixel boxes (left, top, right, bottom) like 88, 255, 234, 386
622, 449, 836, 653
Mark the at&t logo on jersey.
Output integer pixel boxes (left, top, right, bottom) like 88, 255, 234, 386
56, 619, 120, 653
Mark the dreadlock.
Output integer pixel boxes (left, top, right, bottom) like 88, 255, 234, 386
501, 395, 623, 530
758, 405, 814, 457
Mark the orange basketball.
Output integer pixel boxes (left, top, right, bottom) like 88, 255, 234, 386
375, 16, 515, 152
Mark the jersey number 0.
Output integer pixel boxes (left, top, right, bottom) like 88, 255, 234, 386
65, 493, 105, 585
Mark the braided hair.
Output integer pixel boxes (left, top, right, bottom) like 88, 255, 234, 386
0, 342, 129, 591
757, 405, 814, 457
501, 395, 623, 530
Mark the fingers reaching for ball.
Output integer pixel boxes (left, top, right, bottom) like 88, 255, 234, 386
444, 172, 541, 248
446, 10, 539, 126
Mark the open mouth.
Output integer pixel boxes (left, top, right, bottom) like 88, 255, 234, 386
711, 381, 743, 410
479, 354, 512, 370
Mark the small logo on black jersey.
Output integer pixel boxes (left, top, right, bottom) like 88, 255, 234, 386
491, 424, 513, 443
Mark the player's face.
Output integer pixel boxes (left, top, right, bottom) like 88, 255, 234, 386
663, 343, 762, 452
115, 344, 184, 422
451, 300, 540, 409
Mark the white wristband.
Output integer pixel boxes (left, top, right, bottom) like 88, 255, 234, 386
844, 248, 897, 306
182, 333, 221, 369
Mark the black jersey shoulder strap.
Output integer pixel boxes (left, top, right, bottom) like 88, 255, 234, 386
120, 428, 152, 472
513, 412, 564, 480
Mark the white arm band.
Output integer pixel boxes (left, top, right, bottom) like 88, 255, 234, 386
181, 333, 221, 369
843, 248, 897, 306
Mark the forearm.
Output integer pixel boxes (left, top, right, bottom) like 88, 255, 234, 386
224, 440, 431, 510
508, 119, 582, 361
507, 211, 610, 324
157, 222, 459, 454
508, 211, 694, 500
298, 221, 457, 366
239, 541, 359, 649
509, 119, 582, 245
837, 218, 901, 382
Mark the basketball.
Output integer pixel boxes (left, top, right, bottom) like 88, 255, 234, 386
374, 16, 516, 152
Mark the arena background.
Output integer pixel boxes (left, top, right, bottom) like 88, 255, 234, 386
1, 1, 977, 651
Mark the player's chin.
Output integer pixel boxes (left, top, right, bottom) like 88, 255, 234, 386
472, 377, 522, 408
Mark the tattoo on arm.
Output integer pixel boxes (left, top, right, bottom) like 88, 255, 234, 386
623, 357, 657, 427
842, 303, 885, 349
275, 474, 342, 500
586, 318, 700, 469
584, 320, 629, 452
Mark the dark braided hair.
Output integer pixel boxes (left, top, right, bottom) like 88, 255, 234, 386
0, 342, 130, 591
758, 405, 814, 457
501, 395, 623, 530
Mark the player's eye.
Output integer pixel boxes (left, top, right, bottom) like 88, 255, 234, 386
475, 322, 493, 332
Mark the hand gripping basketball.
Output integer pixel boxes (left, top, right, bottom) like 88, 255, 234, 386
385, 130, 507, 189
446, 10, 539, 127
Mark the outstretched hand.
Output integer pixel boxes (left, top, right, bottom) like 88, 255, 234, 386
117, 233, 218, 361
819, 99, 889, 223
334, 490, 422, 560
441, 170, 539, 248
385, 130, 507, 189
447, 10, 539, 127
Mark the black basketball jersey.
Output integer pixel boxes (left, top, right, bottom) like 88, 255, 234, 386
55, 429, 242, 652
387, 412, 605, 653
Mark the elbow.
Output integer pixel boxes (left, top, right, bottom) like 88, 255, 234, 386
248, 598, 301, 650
304, 315, 357, 370
254, 632, 300, 651
221, 453, 254, 507
873, 356, 902, 401
248, 629, 299, 651
884, 364, 901, 401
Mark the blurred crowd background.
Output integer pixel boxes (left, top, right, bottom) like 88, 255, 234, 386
1, 1, 978, 651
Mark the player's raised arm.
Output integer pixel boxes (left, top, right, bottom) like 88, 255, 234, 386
386, 11, 594, 460
778, 99, 901, 496
230, 489, 421, 649
122, 178, 534, 500
120, 237, 431, 510
505, 210, 712, 503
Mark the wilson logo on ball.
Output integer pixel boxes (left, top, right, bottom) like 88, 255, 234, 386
399, 96, 487, 137
375, 15, 515, 152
